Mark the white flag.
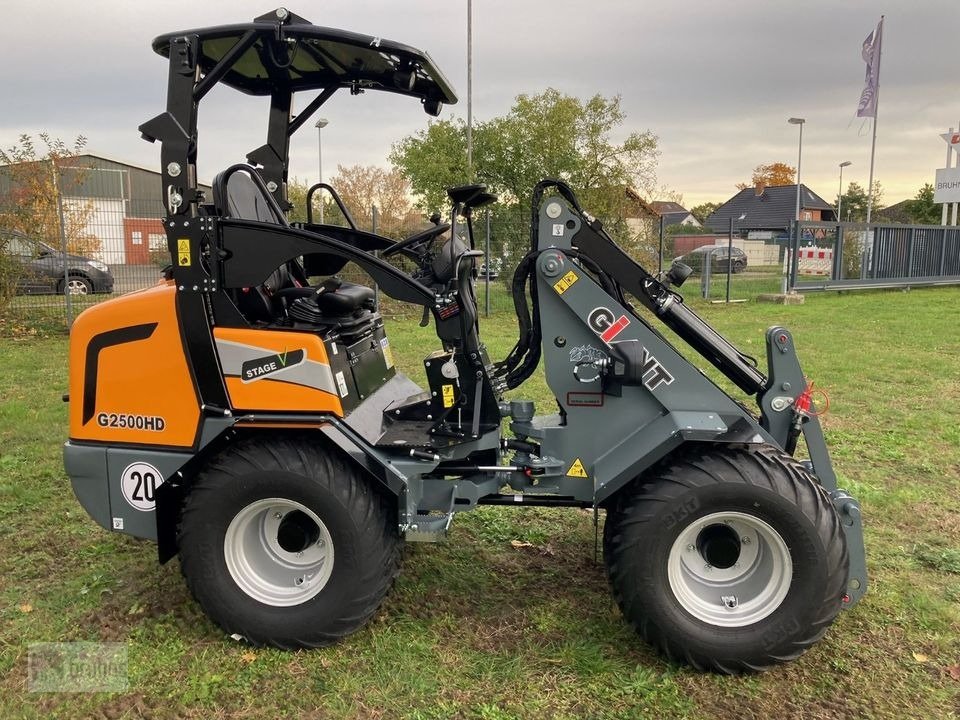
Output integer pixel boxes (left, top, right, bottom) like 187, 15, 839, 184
857, 18, 883, 118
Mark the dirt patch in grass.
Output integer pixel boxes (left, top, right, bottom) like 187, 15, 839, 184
71, 567, 200, 644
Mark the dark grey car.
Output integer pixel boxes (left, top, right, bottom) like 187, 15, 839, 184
677, 245, 748, 273
2, 229, 114, 295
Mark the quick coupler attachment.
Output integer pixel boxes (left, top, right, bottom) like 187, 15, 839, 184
831, 488, 867, 608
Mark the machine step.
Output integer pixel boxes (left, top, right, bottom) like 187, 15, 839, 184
404, 513, 453, 542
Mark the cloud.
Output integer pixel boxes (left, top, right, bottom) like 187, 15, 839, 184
2, 0, 957, 207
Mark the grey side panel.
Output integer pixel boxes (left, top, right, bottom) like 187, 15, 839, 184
64, 443, 112, 531
525, 202, 773, 504
65, 417, 237, 543
345, 372, 423, 445
105, 447, 194, 540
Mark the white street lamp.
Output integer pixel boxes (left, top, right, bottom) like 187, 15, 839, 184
788, 118, 805, 223
837, 161, 852, 222
315, 117, 329, 223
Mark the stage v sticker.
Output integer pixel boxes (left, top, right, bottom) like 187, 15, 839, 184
120, 462, 164, 511
241, 349, 306, 382
588, 307, 630, 344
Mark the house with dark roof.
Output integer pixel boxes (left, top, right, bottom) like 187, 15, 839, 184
705, 184, 836, 236
650, 201, 701, 228
623, 187, 660, 235
874, 199, 911, 224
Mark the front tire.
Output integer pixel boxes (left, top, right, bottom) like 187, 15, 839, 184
178, 434, 400, 648
603, 445, 847, 673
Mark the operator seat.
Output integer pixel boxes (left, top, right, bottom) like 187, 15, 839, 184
212, 165, 375, 324
212, 166, 305, 322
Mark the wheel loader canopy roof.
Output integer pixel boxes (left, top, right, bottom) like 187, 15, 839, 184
152, 7, 458, 108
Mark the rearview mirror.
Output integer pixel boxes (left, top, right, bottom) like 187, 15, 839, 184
665, 260, 693, 287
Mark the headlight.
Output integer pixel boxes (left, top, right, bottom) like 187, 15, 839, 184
88, 260, 109, 272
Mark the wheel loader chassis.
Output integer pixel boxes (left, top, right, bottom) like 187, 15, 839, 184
65, 189, 864, 606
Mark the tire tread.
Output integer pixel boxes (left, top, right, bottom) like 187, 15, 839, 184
178, 433, 399, 649
603, 444, 848, 674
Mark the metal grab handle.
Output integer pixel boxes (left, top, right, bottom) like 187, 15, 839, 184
306, 182, 357, 229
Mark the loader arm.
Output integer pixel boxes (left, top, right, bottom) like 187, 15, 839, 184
498, 180, 867, 607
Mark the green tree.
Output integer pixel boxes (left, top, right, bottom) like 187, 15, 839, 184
287, 167, 421, 239
836, 181, 884, 222
388, 119, 467, 213
390, 88, 659, 229
903, 183, 941, 225
0, 133, 94, 308
665, 223, 706, 235
690, 202, 720, 224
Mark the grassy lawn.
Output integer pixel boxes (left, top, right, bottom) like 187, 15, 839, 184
1, 286, 959, 718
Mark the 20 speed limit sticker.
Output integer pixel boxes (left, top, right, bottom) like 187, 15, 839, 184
120, 462, 165, 511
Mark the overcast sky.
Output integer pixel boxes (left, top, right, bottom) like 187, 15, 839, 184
2, 0, 957, 207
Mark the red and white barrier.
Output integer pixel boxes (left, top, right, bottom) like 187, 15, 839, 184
785, 247, 834, 276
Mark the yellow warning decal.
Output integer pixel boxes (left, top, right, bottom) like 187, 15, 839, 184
553, 270, 579, 295
442, 384, 455, 408
177, 238, 191, 267
566, 457, 588, 478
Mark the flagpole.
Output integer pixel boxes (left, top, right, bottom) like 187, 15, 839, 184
865, 15, 883, 224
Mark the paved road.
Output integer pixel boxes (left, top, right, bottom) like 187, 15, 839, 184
110, 263, 165, 294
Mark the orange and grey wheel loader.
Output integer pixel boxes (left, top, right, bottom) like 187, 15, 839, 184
64, 8, 865, 672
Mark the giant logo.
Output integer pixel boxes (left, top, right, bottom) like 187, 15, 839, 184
587, 307, 630, 344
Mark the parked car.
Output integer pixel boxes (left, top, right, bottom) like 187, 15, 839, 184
2, 228, 114, 295
478, 257, 502, 280
676, 245, 747, 273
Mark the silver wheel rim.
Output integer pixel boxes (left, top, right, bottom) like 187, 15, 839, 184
67, 279, 89, 295
667, 511, 792, 627
224, 498, 334, 607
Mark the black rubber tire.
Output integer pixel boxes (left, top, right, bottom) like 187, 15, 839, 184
733, 260, 746, 274
178, 434, 400, 648
603, 444, 848, 673
58, 275, 92, 295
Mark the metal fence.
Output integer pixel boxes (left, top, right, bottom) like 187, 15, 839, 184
3, 163, 168, 327
2, 164, 517, 327
788, 221, 960, 291
664, 226, 788, 302
9, 174, 846, 331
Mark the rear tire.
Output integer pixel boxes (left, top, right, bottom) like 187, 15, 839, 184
603, 444, 847, 673
178, 434, 399, 648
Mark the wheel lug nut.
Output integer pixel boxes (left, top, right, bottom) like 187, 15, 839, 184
686, 544, 695, 552
274, 512, 283, 520
741, 536, 751, 544
704, 564, 712, 571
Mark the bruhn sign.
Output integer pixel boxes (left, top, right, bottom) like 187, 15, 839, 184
934, 167, 960, 204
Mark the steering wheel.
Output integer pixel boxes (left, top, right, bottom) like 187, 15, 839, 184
382, 223, 451, 258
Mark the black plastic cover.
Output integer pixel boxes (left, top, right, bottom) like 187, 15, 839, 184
152, 11, 457, 104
